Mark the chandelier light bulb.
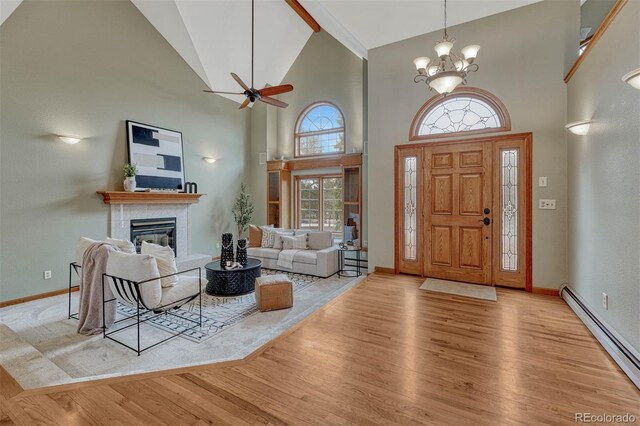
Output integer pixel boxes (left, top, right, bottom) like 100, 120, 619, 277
429, 72, 464, 94
622, 68, 640, 90
454, 59, 469, 71
434, 40, 454, 58
461, 45, 481, 62
413, 57, 431, 73
427, 65, 439, 76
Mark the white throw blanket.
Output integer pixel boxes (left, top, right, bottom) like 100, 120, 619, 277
277, 249, 300, 270
77, 242, 119, 335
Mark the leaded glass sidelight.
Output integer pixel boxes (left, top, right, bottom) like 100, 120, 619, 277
418, 96, 502, 136
404, 157, 418, 261
501, 149, 519, 271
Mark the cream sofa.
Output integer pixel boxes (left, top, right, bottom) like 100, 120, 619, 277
247, 230, 338, 277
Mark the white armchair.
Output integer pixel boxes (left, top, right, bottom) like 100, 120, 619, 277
102, 251, 203, 355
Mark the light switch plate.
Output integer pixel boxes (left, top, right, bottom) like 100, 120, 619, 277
539, 199, 556, 209
602, 292, 608, 310
539, 177, 548, 187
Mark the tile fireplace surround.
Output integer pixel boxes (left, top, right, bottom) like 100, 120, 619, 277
97, 191, 210, 269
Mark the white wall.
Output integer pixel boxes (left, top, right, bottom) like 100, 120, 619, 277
567, 1, 640, 351
367, 0, 579, 288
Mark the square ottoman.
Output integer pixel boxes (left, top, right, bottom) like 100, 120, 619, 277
255, 274, 293, 312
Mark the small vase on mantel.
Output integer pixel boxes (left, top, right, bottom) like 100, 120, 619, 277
124, 176, 137, 192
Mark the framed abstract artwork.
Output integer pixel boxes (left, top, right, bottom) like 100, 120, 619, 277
126, 121, 185, 190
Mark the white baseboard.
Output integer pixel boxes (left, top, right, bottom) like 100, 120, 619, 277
560, 285, 640, 389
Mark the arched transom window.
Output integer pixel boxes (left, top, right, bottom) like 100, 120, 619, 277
295, 102, 345, 157
410, 88, 510, 141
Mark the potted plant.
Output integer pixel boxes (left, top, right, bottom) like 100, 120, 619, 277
232, 183, 254, 237
123, 163, 137, 192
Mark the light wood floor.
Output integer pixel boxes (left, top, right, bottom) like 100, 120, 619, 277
2, 273, 639, 425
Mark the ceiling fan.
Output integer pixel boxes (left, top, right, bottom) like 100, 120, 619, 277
203, 0, 293, 109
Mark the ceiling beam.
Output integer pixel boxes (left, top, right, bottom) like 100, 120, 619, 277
284, 0, 320, 33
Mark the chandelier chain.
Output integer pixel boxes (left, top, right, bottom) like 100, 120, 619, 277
444, 0, 448, 38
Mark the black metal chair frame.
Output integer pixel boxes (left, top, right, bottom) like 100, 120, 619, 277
101, 267, 202, 356
68, 262, 81, 319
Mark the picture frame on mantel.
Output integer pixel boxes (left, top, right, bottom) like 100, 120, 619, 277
126, 120, 185, 191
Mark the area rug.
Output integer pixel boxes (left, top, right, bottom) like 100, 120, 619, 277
0, 270, 362, 390
116, 269, 319, 343
419, 277, 497, 301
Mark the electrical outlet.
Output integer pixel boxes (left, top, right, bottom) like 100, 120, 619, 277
539, 177, 548, 187
539, 199, 556, 210
43, 270, 52, 280
602, 292, 608, 310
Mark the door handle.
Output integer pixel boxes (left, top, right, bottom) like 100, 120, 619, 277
478, 217, 491, 225
484, 208, 491, 214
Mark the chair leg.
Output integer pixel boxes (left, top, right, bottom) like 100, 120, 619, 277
137, 302, 141, 356
68, 263, 73, 319
102, 275, 106, 338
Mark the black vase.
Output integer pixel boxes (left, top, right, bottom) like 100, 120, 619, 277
220, 233, 234, 268
236, 238, 248, 266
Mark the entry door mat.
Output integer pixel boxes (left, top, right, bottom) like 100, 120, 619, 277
419, 278, 497, 301
116, 269, 321, 343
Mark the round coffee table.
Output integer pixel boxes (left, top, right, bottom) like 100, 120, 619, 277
204, 258, 262, 296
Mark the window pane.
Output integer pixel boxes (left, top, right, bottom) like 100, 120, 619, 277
296, 103, 345, 156
418, 96, 502, 136
403, 157, 417, 261
299, 178, 320, 231
322, 177, 343, 234
500, 149, 518, 272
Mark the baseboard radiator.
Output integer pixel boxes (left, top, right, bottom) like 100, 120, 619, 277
560, 285, 640, 389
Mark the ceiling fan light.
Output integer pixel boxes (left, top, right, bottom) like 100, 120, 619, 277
413, 57, 431, 73
434, 40, 454, 58
429, 72, 463, 94
565, 120, 592, 135
461, 45, 481, 61
622, 68, 640, 90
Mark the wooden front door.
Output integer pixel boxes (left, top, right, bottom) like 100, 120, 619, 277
395, 133, 532, 290
424, 142, 493, 285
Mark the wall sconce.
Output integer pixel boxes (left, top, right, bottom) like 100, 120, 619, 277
565, 120, 592, 136
622, 68, 640, 90
58, 135, 82, 144
202, 157, 217, 163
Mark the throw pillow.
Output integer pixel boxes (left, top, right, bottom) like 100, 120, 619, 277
308, 232, 333, 250
282, 234, 307, 250
106, 251, 162, 309
141, 241, 178, 288
273, 231, 294, 250
248, 225, 262, 247
105, 237, 136, 254
261, 226, 279, 248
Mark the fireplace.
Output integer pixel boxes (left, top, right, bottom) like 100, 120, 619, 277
130, 217, 177, 255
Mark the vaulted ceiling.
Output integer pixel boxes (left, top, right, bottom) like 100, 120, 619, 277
1, 0, 544, 104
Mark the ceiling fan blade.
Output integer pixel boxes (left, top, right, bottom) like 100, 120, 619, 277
258, 84, 294, 97
231, 73, 250, 91
259, 96, 288, 108
239, 98, 251, 109
203, 90, 245, 95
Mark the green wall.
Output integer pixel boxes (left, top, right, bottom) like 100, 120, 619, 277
0, 0, 250, 302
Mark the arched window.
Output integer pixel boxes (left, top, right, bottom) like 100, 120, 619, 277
295, 102, 345, 157
410, 87, 510, 141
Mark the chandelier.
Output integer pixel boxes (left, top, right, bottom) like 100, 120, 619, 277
413, 0, 480, 95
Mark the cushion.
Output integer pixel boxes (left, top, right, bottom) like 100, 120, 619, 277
160, 275, 202, 309
75, 237, 99, 266
247, 247, 281, 260
273, 231, 294, 250
293, 250, 317, 265
248, 225, 262, 247
308, 232, 333, 250
106, 251, 162, 309
105, 237, 136, 254
261, 226, 278, 248
282, 234, 307, 250
141, 241, 178, 288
